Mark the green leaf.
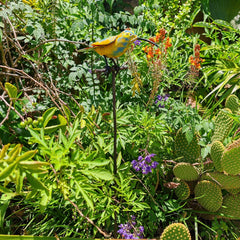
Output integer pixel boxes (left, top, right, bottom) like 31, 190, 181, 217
42, 107, 57, 128
26, 173, 49, 196
0, 29, 2, 43
117, 151, 122, 168
84, 158, 110, 168
82, 169, 114, 181
75, 181, 94, 210
0, 159, 19, 181
4, 82, 18, 102
0, 144, 10, 160
16, 150, 38, 162
16, 169, 24, 193
0, 197, 10, 228
28, 128, 48, 148
62, 105, 71, 122
7, 144, 22, 159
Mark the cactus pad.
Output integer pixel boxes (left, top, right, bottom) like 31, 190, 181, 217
160, 223, 191, 240
221, 146, 240, 175
175, 180, 190, 200
211, 108, 233, 143
226, 138, 240, 151
225, 94, 239, 113
173, 163, 199, 181
207, 172, 240, 189
218, 194, 240, 219
226, 188, 240, 195
210, 141, 224, 172
175, 128, 200, 163
194, 180, 223, 212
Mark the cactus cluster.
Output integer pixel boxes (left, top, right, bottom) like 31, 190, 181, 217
171, 94, 240, 218
160, 223, 191, 240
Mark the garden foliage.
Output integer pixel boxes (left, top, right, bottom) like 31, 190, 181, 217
0, 0, 240, 239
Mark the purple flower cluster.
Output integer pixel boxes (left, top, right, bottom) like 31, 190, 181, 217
117, 216, 144, 239
155, 94, 169, 108
131, 154, 158, 174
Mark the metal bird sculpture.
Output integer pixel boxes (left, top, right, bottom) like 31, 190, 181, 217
79, 29, 159, 72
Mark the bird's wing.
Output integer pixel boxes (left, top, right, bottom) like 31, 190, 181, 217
91, 35, 117, 47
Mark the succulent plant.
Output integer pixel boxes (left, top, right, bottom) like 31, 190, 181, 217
175, 128, 200, 163
173, 162, 199, 181
225, 94, 240, 113
211, 108, 233, 143
221, 145, 240, 175
202, 172, 240, 190
160, 223, 191, 240
218, 194, 240, 219
210, 141, 224, 172
175, 180, 191, 200
194, 180, 223, 212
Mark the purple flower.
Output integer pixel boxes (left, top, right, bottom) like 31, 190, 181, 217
134, 40, 141, 46
155, 93, 170, 108
131, 153, 158, 175
118, 216, 144, 239
151, 161, 159, 168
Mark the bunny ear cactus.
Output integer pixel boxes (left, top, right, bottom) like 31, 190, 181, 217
194, 180, 223, 212
203, 172, 240, 190
210, 141, 225, 172
175, 180, 191, 200
175, 128, 200, 163
211, 108, 233, 143
221, 145, 240, 175
160, 223, 191, 240
225, 94, 240, 113
173, 163, 199, 181
218, 194, 240, 219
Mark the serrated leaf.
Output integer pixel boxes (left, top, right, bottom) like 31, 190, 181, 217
4, 82, 17, 102
75, 181, 94, 210
28, 128, 48, 148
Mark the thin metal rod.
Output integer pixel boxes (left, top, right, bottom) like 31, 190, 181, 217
112, 69, 117, 176
137, 37, 159, 47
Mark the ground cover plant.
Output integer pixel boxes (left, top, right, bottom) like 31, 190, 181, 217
0, 0, 240, 239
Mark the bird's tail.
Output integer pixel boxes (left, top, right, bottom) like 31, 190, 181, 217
77, 47, 94, 52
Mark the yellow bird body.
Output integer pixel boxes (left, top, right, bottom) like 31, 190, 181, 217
86, 29, 138, 58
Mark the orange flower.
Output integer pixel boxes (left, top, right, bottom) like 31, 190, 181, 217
149, 37, 156, 43
164, 37, 172, 51
156, 29, 166, 43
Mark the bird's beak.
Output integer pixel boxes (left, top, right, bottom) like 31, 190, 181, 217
137, 37, 159, 47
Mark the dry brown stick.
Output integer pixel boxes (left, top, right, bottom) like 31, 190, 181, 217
0, 65, 63, 113
50, 164, 111, 238
0, 99, 12, 126
0, 93, 24, 122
